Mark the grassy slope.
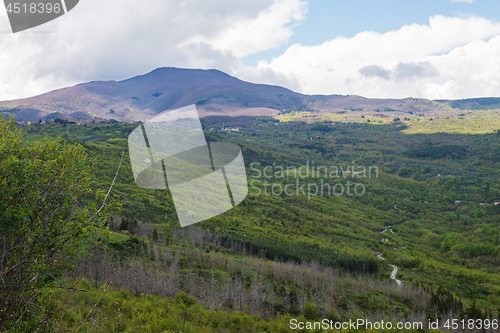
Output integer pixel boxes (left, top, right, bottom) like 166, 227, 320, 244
22, 118, 500, 312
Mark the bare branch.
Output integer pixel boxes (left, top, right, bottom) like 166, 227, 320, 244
96, 150, 124, 216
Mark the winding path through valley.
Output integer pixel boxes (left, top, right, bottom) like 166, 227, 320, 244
375, 254, 402, 289
388, 264, 402, 289
377, 227, 402, 289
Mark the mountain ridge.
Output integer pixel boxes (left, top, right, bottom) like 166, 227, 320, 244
1, 67, 499, 121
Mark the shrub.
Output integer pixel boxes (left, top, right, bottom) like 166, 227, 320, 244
303, 302, 318, 320
174, 292, 197, 308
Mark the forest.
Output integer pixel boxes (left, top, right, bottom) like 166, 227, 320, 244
3, 113, 500, 332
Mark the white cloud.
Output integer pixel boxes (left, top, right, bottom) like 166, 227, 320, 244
0, 0, 306, 100
422, 36, 500, 99
1, 2, 500, 101
181, 0, 307, 58
451, 0, 475, 3
257, 15, 500, 99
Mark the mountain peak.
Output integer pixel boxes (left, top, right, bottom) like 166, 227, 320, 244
0, 67, 307, 121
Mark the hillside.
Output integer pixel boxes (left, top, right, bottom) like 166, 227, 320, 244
4, 69, 500, 331
0, 68, 309, 122
3, 67, 500, 125
19, 116, 500, 327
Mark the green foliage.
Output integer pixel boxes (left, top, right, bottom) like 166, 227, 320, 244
20, 116, 500, 323
406, 142, 469, 159
449, 97, 500, 110
302, 302, 318, 320
151, 229, 159, 243
461, 299, 484, 320
309, 124, 331, 132
219, 232, 380, 273
174, 292, 197, 308
0, 117, 119, 330
52, 288, 301, 332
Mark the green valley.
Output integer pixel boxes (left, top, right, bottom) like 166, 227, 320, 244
9, 113, 500, 331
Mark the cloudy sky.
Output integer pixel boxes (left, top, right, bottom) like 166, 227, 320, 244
1, 0, 500, 100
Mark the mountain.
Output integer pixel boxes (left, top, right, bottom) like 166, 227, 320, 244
1, 67, 500, 122
0, 68, 310, 121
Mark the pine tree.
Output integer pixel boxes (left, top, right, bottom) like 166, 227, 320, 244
151, 229, 159, 243
461, 299, 484, 320
120, 217, 129, 231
